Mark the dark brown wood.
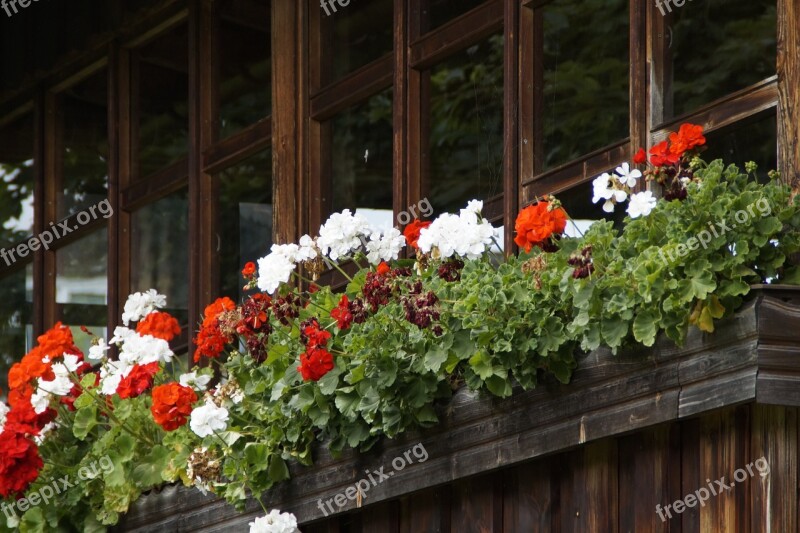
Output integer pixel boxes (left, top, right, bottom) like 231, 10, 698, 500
41, 92, 58, 328
778, 0, 800, 194
751, 405, 797, 532
116, 47, 133, 327
309, 55, 394, 121
32, 95, 45, 336
272, 0, 303, 244
393, 0, 409, 226
202, 118, 271, 175
630, 0, 647, 179
120, 159, 189, 210
107, 43, 122, 336
503, 0, 520, 254
409, 0, 504, 70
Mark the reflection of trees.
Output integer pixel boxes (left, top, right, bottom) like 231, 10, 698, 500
331, 89, 394, 213
671, 0, 776, 116
542, 0, 629, 170
0, 161, 34, 249
0, 267, 32, 400
217, 151, 272, 300
428, 34, 504, 214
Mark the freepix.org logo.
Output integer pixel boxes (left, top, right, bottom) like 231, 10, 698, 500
1, 0, 44, 18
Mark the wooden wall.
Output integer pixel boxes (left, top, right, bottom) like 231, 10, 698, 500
303, 404, 797, 533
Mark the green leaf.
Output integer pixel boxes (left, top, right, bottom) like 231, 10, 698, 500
72, 406, 98, 440
268, 456, 290, 483
131, 446, 171, 488
485, 375, 512, 397
601, 317, 628, 349
632, 310, 658, 347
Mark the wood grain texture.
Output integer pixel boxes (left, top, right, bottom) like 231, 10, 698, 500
778, 0, 800, 194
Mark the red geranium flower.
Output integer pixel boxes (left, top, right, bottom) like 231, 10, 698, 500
649, 141, 680, 167
633, 147, 647, 165
117, 362, 160, 399
298, 347, 334, 381
193, 297, 237, 362
513, 201, 568, 253
376, 262, 390, 276
150, 383, 198, 431
242, 262, 257, 277
668, 123, 706, 156
136, 311, 181, 342
0, 430, 43, 498
331, 295, 354, 330
303, 324, 331, 350
403, 220, 432, 250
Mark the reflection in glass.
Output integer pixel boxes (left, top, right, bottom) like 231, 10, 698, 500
0, 264, 34, 401
667, 0, 776, 119
218, 0, 271, 139
216, 150, 273, 301
422, 0, 488, 32
330, 88, 393, 221
59, 69, 109, 219
131, 190, 189, 324
0, 114, 35, 249
427, 35, 504, 215
703, 111, 777, 183
56, 229, 108, 355
136, 24, 189, 178
320, 0, 393, 85
542, 0, 629, 171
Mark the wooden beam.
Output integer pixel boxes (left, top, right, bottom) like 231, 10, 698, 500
503, 0, 519, 253
777, 0, 800, 195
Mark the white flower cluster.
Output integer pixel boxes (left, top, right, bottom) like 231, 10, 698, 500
591, 163, 656, 218
417, 200, 497, 260
249, 510, 300, 533
317, 209, 371, 261
365, 227, 405, 265
31, 354, 82, 414
257, 238, 320, 294
96, 290, 173, 396
180, 371, 213, 391
190, 400, 230, 438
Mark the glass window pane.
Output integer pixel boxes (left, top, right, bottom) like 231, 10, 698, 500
427, 35, 504, 215
218, 0, 271, 139
0, 113, 35, 250
0, 264, 34, 401
56, 229, 108, 354
541, 0, 629, 171
703, 112, 777, 182
59, 69, 109, 219
666, 0, 776, 119
319, 0, 393, 86
136, 24, 189, 178
131, 190, 189, 324
215, 150, 273, 300
329, 88, 393, 225
422, 0, 489, 32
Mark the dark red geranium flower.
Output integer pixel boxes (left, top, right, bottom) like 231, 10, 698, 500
117, 362, 160, 399
0, 430, 43, 498
297, 347, 335, 381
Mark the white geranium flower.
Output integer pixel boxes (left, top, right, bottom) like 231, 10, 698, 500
627, 191, 658, 218
99, 360, 133, 396
249, 510, 300, 533
614, 162, 642, 188
121, 289, 167, 325
365, 228, 406, 265
297, 235, 319, 262
417, 203, 497, 260
180, 371, 212, 391
88, 338, 110, 361
316, 209, 371, 261
110, 326, 136, 345
592, 173, 614, 202
190, 401, 230, 438
61, 353, 81, 373
0, 402, 8, 434
257, 250, 297, 294
118, 333, 173, 365
461, 199, 484, 217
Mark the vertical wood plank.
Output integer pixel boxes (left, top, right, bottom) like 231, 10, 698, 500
629, 0, 648, 174
32, 93, 45, 336
361, 500, 399, 533
400, 485, 451, 533
116, 47, 132, 335
503, 459, 552, 532
393, 0, 409, 222
750, 405, 797, 532
647, 0, 672, 129
42, 91, 58, 329
559, 439, 618, 533
107, 43, 121, 335
618, 424, 680, 533
518, 1, 534, 197
273, 0, 303, 243
451, 474, 502, 533
777, 0, 800, 194
503, 0, 520, 253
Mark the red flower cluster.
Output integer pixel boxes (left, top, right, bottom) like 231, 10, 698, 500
297, 318, 334, 381
193, 297, 236, 363
241, 261, 257, 277
513, 201, 568, 253
150, 383, 198, 431
636, 123, 706, 168
117, 362, 160, 399
0, 431, 43, 498
330, 295, 368, 330
136, 311, 181, 342
567, 245, 595, 279
437, 258, 465, 282
402, 280, 441, 331
403, 220, 432, 250
237, 293, 273, 363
